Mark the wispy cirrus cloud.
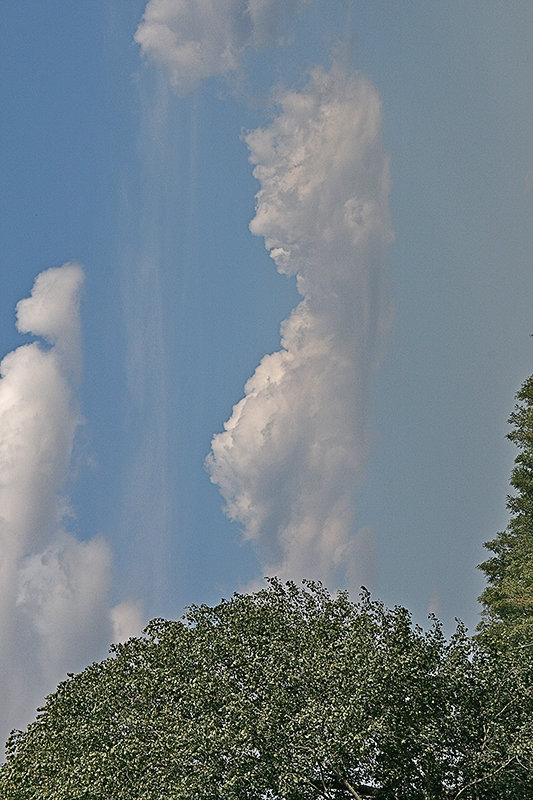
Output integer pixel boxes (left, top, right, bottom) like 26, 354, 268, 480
135, 0, 309, 94
207, 64, 393, 588
0, 265, 142, 749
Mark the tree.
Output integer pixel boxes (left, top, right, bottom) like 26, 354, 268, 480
1, 579, 531, 799
478, 373, 533, 646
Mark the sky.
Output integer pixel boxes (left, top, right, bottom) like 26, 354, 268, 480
0, 0, 531, 748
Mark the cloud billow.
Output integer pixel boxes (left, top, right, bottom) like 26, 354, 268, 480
135, 0, 307, 95
135, 0, 393, 589
207, 64, 393, 588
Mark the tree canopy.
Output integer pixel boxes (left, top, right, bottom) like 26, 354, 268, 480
1, 579, 531, 799
478, 373, 533, 646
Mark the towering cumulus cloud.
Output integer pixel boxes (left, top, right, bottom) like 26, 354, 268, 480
0, 265, 140, 750
135, 0, 306, 94
207, 65, 393, 587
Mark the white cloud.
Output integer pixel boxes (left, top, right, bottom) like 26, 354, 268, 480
135, 0, 307, 94
110, 599, 145, 643
0, 265, 131, 750
207, 64, 393, 589
16, 263, 84, 374
16, 534, 113, 679
427, 590, 441, 618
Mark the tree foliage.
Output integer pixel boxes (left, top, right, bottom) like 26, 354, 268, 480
1, 579, 531, 799
478, 373, 533, 646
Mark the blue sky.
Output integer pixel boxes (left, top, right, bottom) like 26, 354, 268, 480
1, 1, 531, 745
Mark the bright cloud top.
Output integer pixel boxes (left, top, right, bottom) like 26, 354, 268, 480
0, 265, 141, 748
207, 65, 393, 588
135, 0, 307, 94
16, 264, 84, 374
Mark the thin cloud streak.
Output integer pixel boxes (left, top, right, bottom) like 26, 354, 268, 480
118, 69, 173, 605
207, 64, 393, 589
0, 265, 141, 750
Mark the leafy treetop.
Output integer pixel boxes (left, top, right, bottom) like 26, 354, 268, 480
1, 579, 531, 799
478, 373, 533, 646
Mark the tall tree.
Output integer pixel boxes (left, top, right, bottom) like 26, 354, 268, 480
478, 373, 533, 645
1, 579, 532, 798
